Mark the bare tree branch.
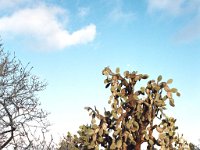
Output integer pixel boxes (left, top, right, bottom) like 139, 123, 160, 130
0, 44, 54, 149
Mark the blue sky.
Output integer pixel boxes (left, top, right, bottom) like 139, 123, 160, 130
0, 0, 200, 145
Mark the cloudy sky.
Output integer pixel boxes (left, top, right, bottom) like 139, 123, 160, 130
0, 0, 200, 145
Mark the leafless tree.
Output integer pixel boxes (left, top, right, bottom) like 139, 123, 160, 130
0, 44, 54, 149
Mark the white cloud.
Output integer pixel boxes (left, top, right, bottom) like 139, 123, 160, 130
0, 5, 96, 51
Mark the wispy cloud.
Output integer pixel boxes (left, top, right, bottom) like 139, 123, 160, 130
147, 0, 184, 16
147, 0, 200, 16
77, 7, 90, 18
0, 0, 25, 10
0, 3, 96, 51
147, 0, 200, 43
0, 0, 36, 14
109, 7, 135, 22
175, 14, 200, 43
106, 0, 135, 23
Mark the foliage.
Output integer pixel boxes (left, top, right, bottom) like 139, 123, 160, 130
58, 67, 190, 150
0, 45, 53, 149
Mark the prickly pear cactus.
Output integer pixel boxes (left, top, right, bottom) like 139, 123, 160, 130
58, 67, 190, 150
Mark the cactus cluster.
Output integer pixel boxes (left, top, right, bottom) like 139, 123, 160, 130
59, 67, 190, 150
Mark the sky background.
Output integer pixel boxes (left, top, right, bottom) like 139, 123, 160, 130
0, 0, 200, 146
